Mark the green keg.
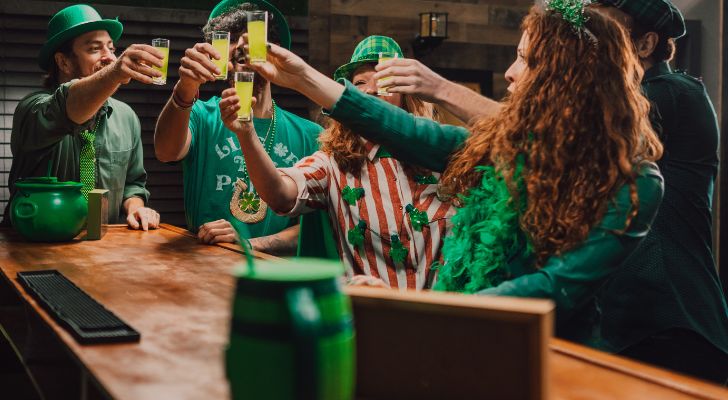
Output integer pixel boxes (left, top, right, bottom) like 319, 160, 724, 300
226, 258, 355, 400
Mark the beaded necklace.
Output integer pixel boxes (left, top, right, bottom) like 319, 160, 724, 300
229, 100, 277, 224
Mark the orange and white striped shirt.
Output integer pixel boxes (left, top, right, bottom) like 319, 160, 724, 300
279, 140, 455, 290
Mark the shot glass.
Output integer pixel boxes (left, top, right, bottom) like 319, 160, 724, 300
247, 11, 268, 64
151, 38, 170, 85
234, 71, 255, 121
211, 31, 230, 80
377, 52, 398, 96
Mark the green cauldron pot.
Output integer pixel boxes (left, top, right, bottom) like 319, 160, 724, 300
10, 177, 88, 242
227, 258, 355, 400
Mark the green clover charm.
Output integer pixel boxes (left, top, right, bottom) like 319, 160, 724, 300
238, 192, 261, 214
347, 221, 367, 247
415, 175, 438, 185
342, 186, 365, 206
389, 234, 408, 264
405, 204, 429, 231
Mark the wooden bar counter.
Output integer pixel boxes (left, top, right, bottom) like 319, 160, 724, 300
1, 225, 726, 400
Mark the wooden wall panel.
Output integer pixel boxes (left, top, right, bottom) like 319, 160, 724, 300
0, 0, 313, 228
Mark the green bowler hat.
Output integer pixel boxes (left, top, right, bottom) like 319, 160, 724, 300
38, 4, 123, 71
333, 35, 403, 82
209, 0, 291, 50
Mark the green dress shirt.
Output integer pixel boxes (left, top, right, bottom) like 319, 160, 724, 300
2, 80, 150, 224
328, 80, 665, 349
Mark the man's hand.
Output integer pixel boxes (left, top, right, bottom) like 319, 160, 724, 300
123, 196, 159, 231
373, 58, 446, 103
219, 88, 258, 136
126, 207, 160, 231
109, 44, 165, 85
178, 42, 222, 90
198, 219, 239, 244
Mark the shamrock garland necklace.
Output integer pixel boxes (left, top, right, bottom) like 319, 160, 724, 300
229, 100, 277, 224
341, 180, 445, 265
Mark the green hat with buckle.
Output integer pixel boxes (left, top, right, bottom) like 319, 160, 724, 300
598, 0, 686, 39
209, 0, 291, 50
38, 4, 123, 71
333, 35, 403, 82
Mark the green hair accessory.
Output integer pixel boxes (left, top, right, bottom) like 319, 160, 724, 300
545, 0, 591, 30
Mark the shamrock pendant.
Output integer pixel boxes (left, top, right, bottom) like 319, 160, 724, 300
239, 191, 261, 214
342, 186, 365, 206
230, 178, 268, 224
347, 221, 367, 247
405, 204, 429, 231
389, 234, 408, 264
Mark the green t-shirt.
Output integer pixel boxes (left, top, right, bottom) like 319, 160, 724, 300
184, 96, 321, 238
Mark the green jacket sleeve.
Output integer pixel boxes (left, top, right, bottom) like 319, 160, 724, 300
328, 80, 469, 172
478, 163, 665, 322
12, 81, 94, 153
122, 113, 150, 203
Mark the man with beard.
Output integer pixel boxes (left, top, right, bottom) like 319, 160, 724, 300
3, 4, 162, 230
154, 0, 321, 254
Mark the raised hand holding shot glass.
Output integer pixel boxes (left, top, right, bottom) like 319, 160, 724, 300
247, 11, 268, 64
377, 52, 398, 96
211, 31, 230, 80
234, 71, 255, 121
151, 38, 170, 85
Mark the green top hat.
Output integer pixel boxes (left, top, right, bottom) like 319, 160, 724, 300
38, 4, 123, 71
333, 35, 403, 82
209, 0, 292, 50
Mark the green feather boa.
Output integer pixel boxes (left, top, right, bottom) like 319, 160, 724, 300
434, 157, 527, 293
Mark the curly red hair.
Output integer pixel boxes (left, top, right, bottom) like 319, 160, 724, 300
440, 6, 663, 264
319, 92, 435, 175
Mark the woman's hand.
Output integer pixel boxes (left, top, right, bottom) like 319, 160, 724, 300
242, 36, 344, 109
348, 275, 391, 289
373, 58, 446, 103
241, 35, 309, 91
219, 87, 257, 137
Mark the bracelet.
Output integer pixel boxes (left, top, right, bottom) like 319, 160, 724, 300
170, 93, 193, 111
170, 85, 198, 111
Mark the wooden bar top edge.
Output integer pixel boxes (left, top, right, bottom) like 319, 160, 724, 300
550, 338, 728, 400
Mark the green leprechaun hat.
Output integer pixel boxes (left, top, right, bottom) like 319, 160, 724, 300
333, 35, 403, 82
38, 4, 123, 70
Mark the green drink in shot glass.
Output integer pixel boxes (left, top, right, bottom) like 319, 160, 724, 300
377, 52, 398, 96
211, 31, 230, 80
247, 11, 268, 64
234, 71, 255, 121
151, 38, 169, 85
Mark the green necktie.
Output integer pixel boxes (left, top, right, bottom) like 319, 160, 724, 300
79, 129, 96, 199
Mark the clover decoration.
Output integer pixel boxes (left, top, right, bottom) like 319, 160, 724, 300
389, 234, 408, 264
238, 191, 261, 214
405, 204, 429, 232
342, 186, 366, 206
415, 175, 438, 185
347, 221, 367, 247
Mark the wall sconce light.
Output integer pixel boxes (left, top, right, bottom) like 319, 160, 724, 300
413, 12, 448, 58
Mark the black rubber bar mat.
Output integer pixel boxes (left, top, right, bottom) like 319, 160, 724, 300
17, 270, 140, 344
